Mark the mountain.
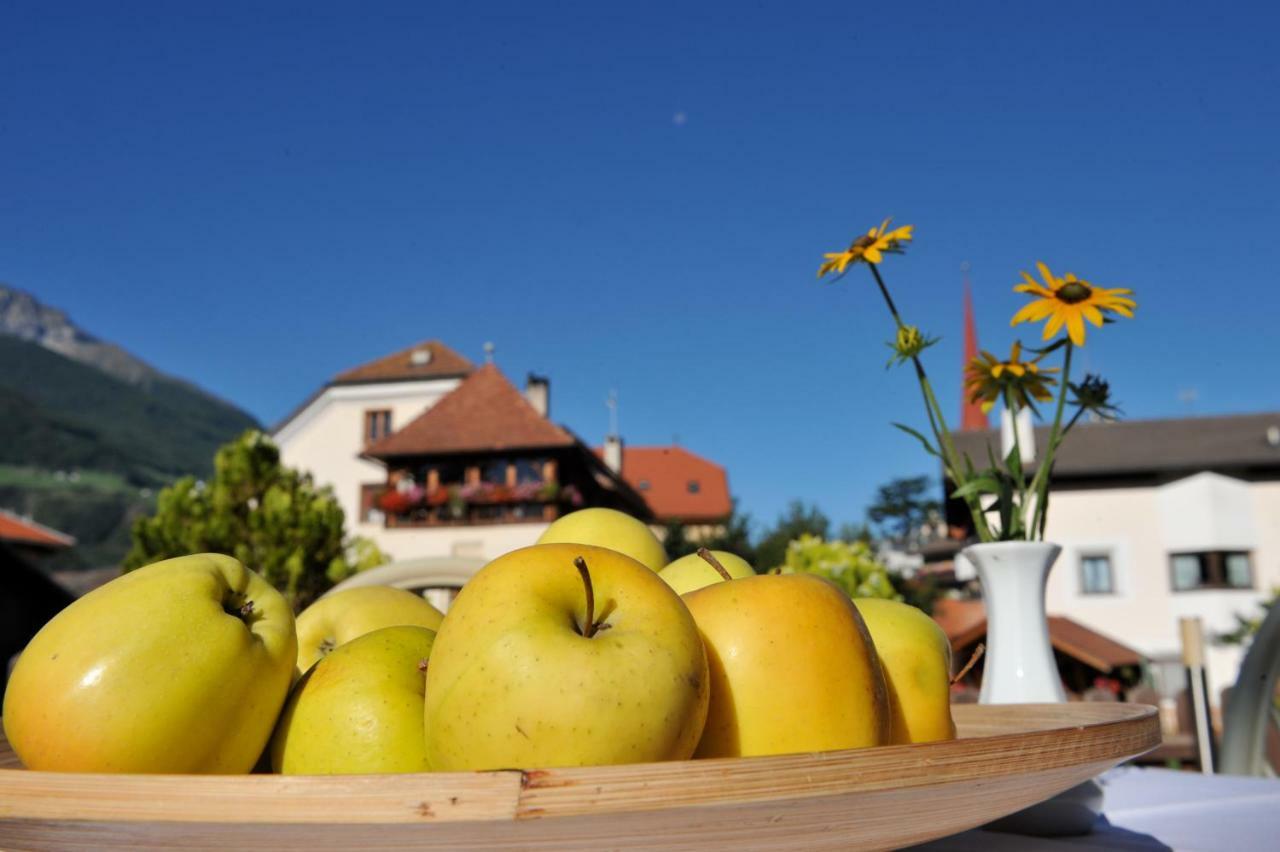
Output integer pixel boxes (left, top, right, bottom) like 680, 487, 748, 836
1, 285, 161, 386
0, 286, 260, 568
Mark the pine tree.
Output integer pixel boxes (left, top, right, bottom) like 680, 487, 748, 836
124, 430, 383, 611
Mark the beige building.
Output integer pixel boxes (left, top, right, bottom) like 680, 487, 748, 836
272, 340, 474, 551
953, 412, 1280, 705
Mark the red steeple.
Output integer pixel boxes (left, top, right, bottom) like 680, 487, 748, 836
961, 266, 989, 431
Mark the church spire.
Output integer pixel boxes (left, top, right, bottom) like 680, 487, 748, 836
960, 262, 989, 431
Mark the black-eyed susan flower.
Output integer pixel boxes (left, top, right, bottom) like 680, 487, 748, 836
965, 341, 1058, 414
1010, 262, 1136, 346
817, 218, 914, 278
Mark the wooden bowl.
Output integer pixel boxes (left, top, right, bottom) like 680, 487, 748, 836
0, 703, 1158, 850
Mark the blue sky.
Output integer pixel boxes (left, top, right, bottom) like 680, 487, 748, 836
3, 1, 1279, 535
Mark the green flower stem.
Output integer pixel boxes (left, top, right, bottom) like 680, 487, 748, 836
1028, 341, 1074, 537
868, 263, 906, 329
1003, 391, 1028, 539
867, 263, 993, 541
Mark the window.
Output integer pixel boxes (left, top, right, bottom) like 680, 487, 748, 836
515, 458, 546, 484
483, 458, 509, 484
358, 483, 384, 524
1079, 554, 1114, 595
363, 409, 392, 443
686, 480, 701, 494
637, 479, 651, 490
1170, 551, 1253, 591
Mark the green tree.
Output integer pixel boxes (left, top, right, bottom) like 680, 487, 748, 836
124, 430, 386, 611
755, 501, 830, 573
776, 534, 900, 600
699, 501, 758, 567
661, 520, 695, 562
866, 475, 941, 544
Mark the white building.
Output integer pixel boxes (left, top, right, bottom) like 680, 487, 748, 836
272, 340, 474, 551
952, 411, 1280, 705
272, 341, 655, 564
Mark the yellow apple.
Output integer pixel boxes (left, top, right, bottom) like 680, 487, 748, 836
294, 585, 443, 677
853, 597, 956, 744
684, 573, 888, 757
271, 625, 435, 774
659, 549, 755, 595
2, 553, 296, 773
424, 543, 708, 770
537, 507, 667, 572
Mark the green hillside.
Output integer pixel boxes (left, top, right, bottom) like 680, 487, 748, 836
0, 334, 259, 568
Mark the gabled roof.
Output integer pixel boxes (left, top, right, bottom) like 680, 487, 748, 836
0, 509, 76, 550
933, 599, 1144, 673
595, 445, 732, 523
331, 340, 473, 386
365, 364, 576, 457
952, 411, 1280, 481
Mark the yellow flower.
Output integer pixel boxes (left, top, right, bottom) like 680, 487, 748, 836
1010, 262, 1136, 346
817, 218, 914, 277
965, 341, 1058, 414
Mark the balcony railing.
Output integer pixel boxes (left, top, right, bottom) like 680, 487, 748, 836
376, 482, 582, 528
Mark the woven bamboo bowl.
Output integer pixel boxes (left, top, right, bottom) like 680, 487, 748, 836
0, 702, 1158, 850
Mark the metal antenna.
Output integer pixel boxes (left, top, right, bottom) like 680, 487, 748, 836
606, 389, 619, 437
483, 341, 495, 364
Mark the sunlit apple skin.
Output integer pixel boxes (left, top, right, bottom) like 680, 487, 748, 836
294, 585, 443, 677
2, 553, 296, 773
424, 543, 708, 770
271, 625, 435, 774
659, 550, 755, 595
853, 597, 956, 744
536, 508, 668, 572
684, 573, 888, 758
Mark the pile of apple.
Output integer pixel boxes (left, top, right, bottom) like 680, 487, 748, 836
2, 509, 955, 775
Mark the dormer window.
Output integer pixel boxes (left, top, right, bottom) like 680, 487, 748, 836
364, 409, 393, 443
687, 480, 700, 494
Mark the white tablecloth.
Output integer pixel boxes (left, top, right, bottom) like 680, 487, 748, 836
915, 766, 1280, 851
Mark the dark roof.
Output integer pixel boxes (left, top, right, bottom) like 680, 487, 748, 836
331, 340, 473, 385
365, 364, 576, 458
952, 411, 1280, 481
593, 445, 732, 523
933, 599, 1144, 673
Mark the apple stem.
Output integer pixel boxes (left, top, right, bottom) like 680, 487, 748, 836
952, 642, 985, 685
696, 548, 733, 582
573, 556, 597, 638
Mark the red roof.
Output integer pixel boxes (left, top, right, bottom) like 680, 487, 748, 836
0, 509, 75, 550
365, 364, 576, 457
332, 340, 473, 385
596, 446, 732, 523
932, 599, 1144, 673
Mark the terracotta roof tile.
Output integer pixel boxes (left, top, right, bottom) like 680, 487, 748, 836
596, 446, 732, 523
332, 340, 473, 385
933, 599, 1144, 672
365, 364, 575, 457
0, 509, 76, 549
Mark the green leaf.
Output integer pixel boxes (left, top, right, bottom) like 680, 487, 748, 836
951, 476, 1001, 500
891, 422, 940, 458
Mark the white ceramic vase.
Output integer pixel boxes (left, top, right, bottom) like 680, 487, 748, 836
962, 540, 1103, 837
964, 541, 1066, 703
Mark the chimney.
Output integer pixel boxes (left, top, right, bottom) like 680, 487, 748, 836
603, 434, 623, 474
525, 373, 550, 418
